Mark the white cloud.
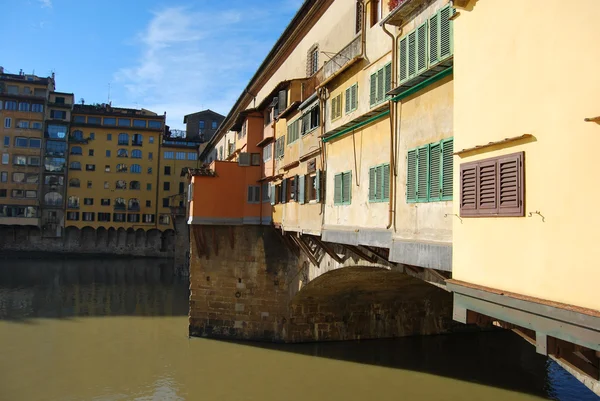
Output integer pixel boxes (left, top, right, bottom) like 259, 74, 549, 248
114, 5, 287, 130
39, 0, 52, 8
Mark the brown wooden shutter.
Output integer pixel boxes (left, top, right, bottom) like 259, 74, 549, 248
478, 159, 497, 213
460, 163, 478, 216
498, 152, 524, 216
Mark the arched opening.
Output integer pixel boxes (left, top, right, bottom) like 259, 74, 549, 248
114, 197, 126, 210
67, 196, 80, 209
129, 181, 141, 190
118, 133, 129, 145
128, 198, 140, 211
117, 149, 128, 158
69, 161, 81, 170
130, 164, 141, 174
132, 134, 143, 146
70, 146, 82, 155
131, 149, 142, 159
116, 180, 127, 190
71, 130, 84, 140
116, 163, 127, 173
68, 178, 80, 188
44, 192, 63, 207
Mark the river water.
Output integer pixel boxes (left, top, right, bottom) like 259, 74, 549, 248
0, 258, 596, 401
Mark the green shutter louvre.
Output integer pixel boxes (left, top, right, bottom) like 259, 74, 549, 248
376, 68, 384, 103
281, 179, 287, 203
383, 164, 390, 201
345, 89, 351, 114
399, 36, 408, 83
351, 84, 357, 110
408, 31, 417, 79
369, 73, 377, 106
429, 12, 439, 65
342, 171, 352, 204
416, 146, 429, 202
369, 167, 376, 201
384, 63, 392, 96
270, 184, 275, 205
416, 23, 428, 74
334, 174, 342, 204
439, 5, 453, 61
429, 142, 441, 201
316, 170, 321, 202
299, 175, 305, 204
441, 138, 453, 200
407, 150, 417, 202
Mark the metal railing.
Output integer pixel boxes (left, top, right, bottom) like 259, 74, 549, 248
323, 36, 362, 81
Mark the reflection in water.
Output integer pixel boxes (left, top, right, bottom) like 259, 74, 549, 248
0, 258, 596, 401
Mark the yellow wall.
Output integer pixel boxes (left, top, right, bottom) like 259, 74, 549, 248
453, 0, 600, 310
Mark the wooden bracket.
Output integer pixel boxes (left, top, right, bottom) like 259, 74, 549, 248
344, 245, 377, 263
310, 235, 343, 263
292, 234, 320, 267
362, 245, 394, 265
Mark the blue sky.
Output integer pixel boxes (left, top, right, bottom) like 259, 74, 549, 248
1, 0, 302, 129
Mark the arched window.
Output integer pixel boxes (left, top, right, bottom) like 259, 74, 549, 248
116, 163, 127, 173
70, 146, 82, 155
131, 149, 142, 159
114, 197, 126, 210
69, 161, 81, 170
117, 149, 128, 157
72, 130, 84, 140
128, 198, 140, 210
67, 196, 80, 208
118, 133, 129, 145
130, 164, 141, 173
69, 178, 80, 188
115, 180, 127, 190
129, 180, 141, 190
44, 192, 63, 207
132, 133, 143, 146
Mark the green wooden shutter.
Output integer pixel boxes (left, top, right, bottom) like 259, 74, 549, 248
316, 170, 321, 202
399, 36, 408, 83
351, 84, 358, 110
406, 150, 417, 202
429, 12, 439, 65
416, 145, 429, 202
416, 22, 428, 74
345, 89, 351, 114
376, 68, 384, 103
439, 5, 453, 61
334, 173, 342, 204
270, 183, 275, 205
369, 167, 376, 201
342, 171, 352, 204
369, 73, 377, 106
331, 97, 337, 120
383, 164, 390, 201
441, 138, 454, 200
429, 142, 441, 201
408, 30, 417, 79
299, 175, 305, 204
384, 63, 392, 96
294, 174, 299, 201
281, 178, 287, 203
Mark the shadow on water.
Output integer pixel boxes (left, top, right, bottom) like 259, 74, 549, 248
0, 258, 189, 321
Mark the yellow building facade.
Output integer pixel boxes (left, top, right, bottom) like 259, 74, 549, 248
66, 104, 164, 231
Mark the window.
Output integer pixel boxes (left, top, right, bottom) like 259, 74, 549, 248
72, 130, 84, 141
98, 213, 111, 222
0, 189, 5, 197
2, 154, 9, 164
29, 139, 41, 148
406, 138, 453, 203
25, 190, 37, 198
74, 116, 86, 124
89, 149, 94, 156
307, 44, 319, 76
84, 198, 94, 206
164, 151, 174, 159
26, 174, 38, 184
116, 164, 127, 173
369, 164, 390, 202
104, 118, 116, 126
50, 110, 66, 119
15, 137, 28, 147
89, 133, 95, 140
287, 176, 297, 202
130, 181, 141, 190
263, 143, 273, 162
18, 102, 30, 112
32, 122, 42, 130
83, 212, 95, 222
67, 196, 80, 209
369, 63, 392, 107
176, 152, 185, 160
331, 94, 342, 121
275, 137, 285, 159
104, 181, 109, 189
307, 172, 320, 202
0, 172, 6, 182
132, 149, 142, 159
67, 212, 79, 221
86, 164, 95, 171
3, 136, 8, 147
101, 199, 110, 206
162, 198, 170, 208
4, 118, 11, 128
164, 182, 170, 191
130, 164, 141, 173
133, 119, 146, 128
149, 136, 155, 144
44, 192, 62, 206
118, 118, 131, 127
117, 149, 128, 158
146, 200, 152, 207
459, 151, 524, 217
264, 109, 272, 126
4, 101, 17, 110
219, 146, 223, 160
251, 153, 260, 166
45, 175, 63, 186
148, 121, 162, 129
345, 84, 358, 114
159, 214, 171, 225
199, 121, 205, 130
186, 152, 196, 161
69, 178, 80, 188
105, 165, 110, 172
164, 166, 171, 175
334, 171, 352, 205
47, 125, 66, 139
13, 155, 27, 165
17, 121, 29, 129
114, 198, 126, 209
87, 117, 101, 125
370, 0, 381, 27
113, 213, 125, 222
44, 157, 66, 172
55, 96, 65, 104
301, 104, 320, 135
356, 0, 364, 34
31, 104, 43, 113
107, 133, 112, 141
147, 167, 153, 174
149, 152, 154, 160
128, 198, 140, 211
143, 214, 155, 223
70, 146, 82, 155
398, 5, 454, 84
147, 183, 152, 191
179, 182, 185, 194
261, 183, 270, 203
12, 172, 25, 183
118, 133, 129, 145
247, 186, 260, 203
12, 189, 24, 198
132, 133, 143, 146
287, 119, 300, 145
106, 150, 111, 157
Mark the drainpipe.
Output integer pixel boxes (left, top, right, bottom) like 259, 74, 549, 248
318, 86, 327, 219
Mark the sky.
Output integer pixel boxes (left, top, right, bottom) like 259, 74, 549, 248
1, 0, 302, 129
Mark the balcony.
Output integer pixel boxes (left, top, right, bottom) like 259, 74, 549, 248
68, 136, 90, 144
114, 204, 126, 211
382, 0, 428, 27
67, 203, 79, 209
322, 36, 362, 82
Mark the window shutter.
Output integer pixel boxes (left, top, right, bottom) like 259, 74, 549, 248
278, 90, 287, 114
270, 183, 275, 205
439, 5, 453, 61
351, 84, 358, 110
369, 73, 377, 106
441, 138, 453, 200
383, 164, 390, 200
429, 142, 441, 201
384, 63, 392, 95
416, 146, 429, 202
247, 186, 253, 202
376, 68, 384, 103
331, 97, 337, 119
429, 12, 439, 65
369, 167, 376, 201
498, 153, 523, 215
345, 88, 351, 114
408, 30, 417, 79
406, 150, 417, 202
294, 174, 299, 201
416, 22, 428, 74
299, 175, 305, 204
334, 173, 342, 204
342, 171, 352, 203
376, 165, 384, 200
316, 170, 321, 202
282, 179, 287, 203
254, 186, 260, 203
478, 160, 497, 212
460, 164, 477, 215
399, 36, 408, 83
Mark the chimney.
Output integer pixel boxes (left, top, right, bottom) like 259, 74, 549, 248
0, 66, 4, 74
19, 69, 23, 76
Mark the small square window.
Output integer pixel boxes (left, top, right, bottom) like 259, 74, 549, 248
89, 149, 94, 156
146, 200, 151, 207
164, 182, 170, 191
90, 133, 95, 140
105, 165, 110, 172
87, 181, 92, 188
149, 137, 154, 144
106, 150, 111, 157
162, 198, 170, 208
147, 183, 152, 191
164, 166, 171, 175
107, 133, 112, 141
104, 181, 109, 189
148, 152, 153, 160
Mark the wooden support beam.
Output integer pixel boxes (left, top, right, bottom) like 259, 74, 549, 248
361, 245, 392, 264
281, 233, 300, 258
310, 235, 343, 263
428, 268, 449, 283
292, 234, 319, 267
344, 245, 377, 263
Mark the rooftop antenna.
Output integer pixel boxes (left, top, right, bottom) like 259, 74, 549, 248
107, 83, 111, 103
